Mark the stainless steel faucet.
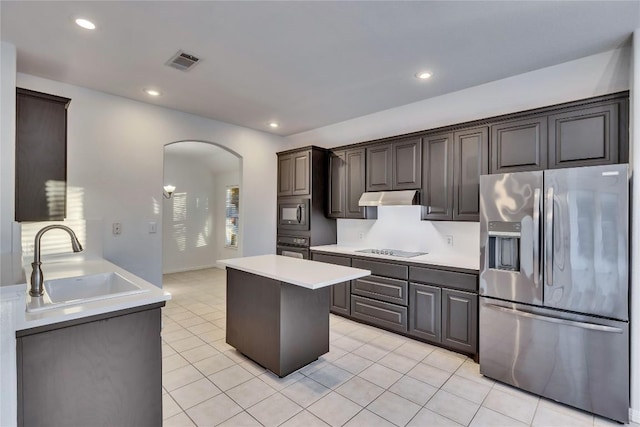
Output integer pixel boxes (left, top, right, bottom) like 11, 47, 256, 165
30, 225, 84, 297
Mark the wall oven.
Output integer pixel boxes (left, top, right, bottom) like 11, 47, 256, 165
277, 199, 309, 231
276, 235, 309, 259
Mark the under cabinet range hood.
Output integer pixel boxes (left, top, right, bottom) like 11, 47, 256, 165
358, 190, 419, 206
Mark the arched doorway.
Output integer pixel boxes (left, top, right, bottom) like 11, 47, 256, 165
162, 141, 242, 274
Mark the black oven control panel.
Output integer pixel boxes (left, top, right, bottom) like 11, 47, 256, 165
277, 235, 310, 248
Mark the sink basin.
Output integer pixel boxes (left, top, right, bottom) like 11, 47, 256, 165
27, 272, 149, 313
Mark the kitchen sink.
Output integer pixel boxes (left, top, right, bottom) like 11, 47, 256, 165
27, 272, 148, 313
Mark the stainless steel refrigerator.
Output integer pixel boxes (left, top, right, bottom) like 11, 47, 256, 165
479, 164, 629, 423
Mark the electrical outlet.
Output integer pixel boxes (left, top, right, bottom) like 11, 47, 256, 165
112, 222, 122, 235
445, 235, 453, 247
358, 232, 365, 240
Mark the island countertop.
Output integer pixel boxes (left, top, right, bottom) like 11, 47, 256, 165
218, 254, 370, 289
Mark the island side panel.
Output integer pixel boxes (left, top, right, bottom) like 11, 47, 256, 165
17, 308, 162, 427
279, 283, 330, 376
226, 268, 281, 374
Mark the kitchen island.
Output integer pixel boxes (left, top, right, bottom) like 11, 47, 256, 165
219, 254, 370, 377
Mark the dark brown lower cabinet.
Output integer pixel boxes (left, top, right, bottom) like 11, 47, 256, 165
351, 295, 407, 333
311, 252, 352, 315
311, 251, 479, 358
408, 283, 441, 342
352, 275, 408, 305
331, 281, 351, 316
17, 304, 164, 427
409, 284, 477, 355
442, 289, 478, 354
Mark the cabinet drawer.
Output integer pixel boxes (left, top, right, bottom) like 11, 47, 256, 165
409, 266, 477, 292
351, 295, 407, 333
352, 259, 408, 280
312, 253, 351, 267
352, 275, 408, 305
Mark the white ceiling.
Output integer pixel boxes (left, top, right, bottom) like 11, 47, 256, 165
2, 1, 639, 136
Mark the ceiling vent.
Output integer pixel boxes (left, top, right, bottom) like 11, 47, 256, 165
166, 50, 200, 71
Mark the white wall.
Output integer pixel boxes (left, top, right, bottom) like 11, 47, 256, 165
214, 170, 241, 265
162, 153, 241, 274
630, 31, 640, 424
162, 154, 218, 274
0, 58, 286, 286
286, 47, 630, 149
0, 43, 16, 256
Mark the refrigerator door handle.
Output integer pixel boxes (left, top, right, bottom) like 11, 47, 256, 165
483, 303, 624, 333
545, 186, 554, 286
533, 188, 541, 287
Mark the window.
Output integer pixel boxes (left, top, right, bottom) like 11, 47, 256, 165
225, 186, 239, 248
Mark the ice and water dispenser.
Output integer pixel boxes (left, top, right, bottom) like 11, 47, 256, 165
487, 221, 521, 271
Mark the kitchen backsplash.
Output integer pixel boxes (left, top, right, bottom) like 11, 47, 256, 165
337, 206, 479, 259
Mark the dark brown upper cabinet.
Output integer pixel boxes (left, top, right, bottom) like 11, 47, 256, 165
490, 116, 548, 173
15, 88, 70, 222
393, 138, 422, 190
328, 148, 374, 219
453, 127, 488, 222
422, 132, 454, 220
345, 148, 370, 218
325, 91, 627, 225
489, 95, 627, 173
366, 143, 393, 191
278, 149, 310, 196
548, 99, 623, 169
366, 137, 421, 192
328, 151, 346, 217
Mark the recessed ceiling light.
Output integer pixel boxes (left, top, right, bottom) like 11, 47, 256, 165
75, 18, 96, 30
415, 71, 433, 80
269, 122, 279, 129
144, 89, 161, 97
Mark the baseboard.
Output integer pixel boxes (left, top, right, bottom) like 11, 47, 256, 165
630, 407, 640, 423
162, 264, 219, 274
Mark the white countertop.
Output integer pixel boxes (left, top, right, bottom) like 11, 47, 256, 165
1, 253, 171, 330
310, 245, 480, 271
219, 254, 370, 289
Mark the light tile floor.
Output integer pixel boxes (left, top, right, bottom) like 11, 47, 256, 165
161, 268, 637, 427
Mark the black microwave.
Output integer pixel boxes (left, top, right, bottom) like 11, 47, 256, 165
277, 199, 309, 231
